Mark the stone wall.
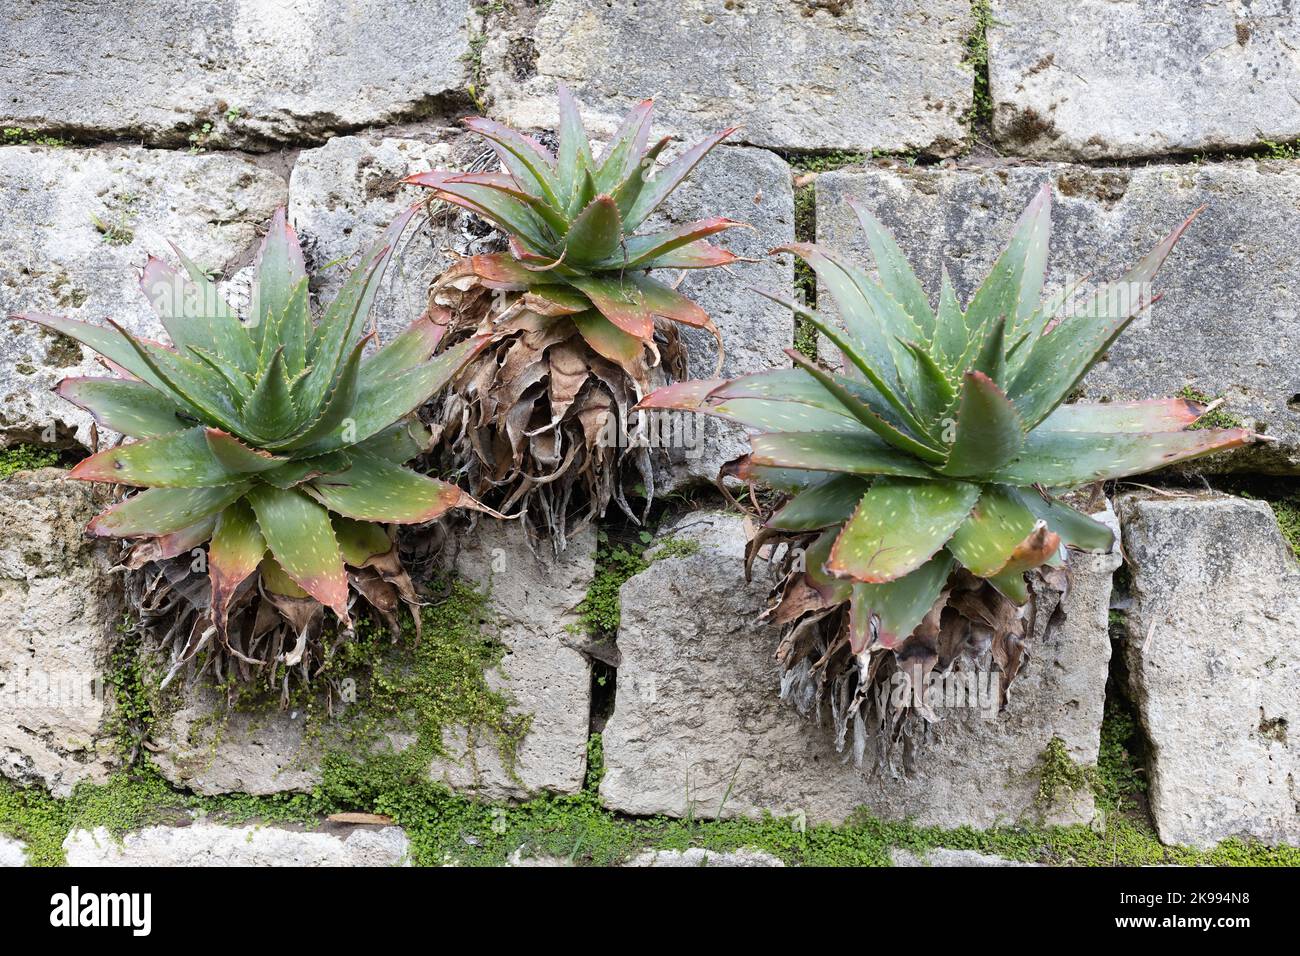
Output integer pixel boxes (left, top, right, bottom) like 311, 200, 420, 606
0, 0, 1297, 864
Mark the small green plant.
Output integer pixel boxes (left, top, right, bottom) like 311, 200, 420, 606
1177, 384, 1244, 429
962, 0, 995, 132
0, 443, 60, 479
17, 207, 491, 679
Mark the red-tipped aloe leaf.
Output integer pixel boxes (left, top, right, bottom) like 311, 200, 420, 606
849, 552, 954, 652
245, 484, 349, 620
461, 116, 561, 209
568, 275, 654, 339
986, 524, 1062, 603
827, 477, 980, 583
248, 207, 307, 348
87, 483, 251, 538
1013, 488, 1115, 552
306, 452, 467, 524
571, 310, 644, 367
556, 84, 595, 211
1036, 398, 1205, 434
207, 497, 266, 634
595, 218, 742, 270
624, 126, 737, 230
204, 429, 288, 474
70, 427, 253, 488
989, 427, 1253, 486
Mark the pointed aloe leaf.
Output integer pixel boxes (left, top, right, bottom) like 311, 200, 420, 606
963, 312, 1009, 387
563, 195, 624, 266
359, 313, 447, 385
708, 367, 903, 426
248, 208, 307, 348
524, 285, 592, 316
946, 483, 1038, 576
610, 135, 671, 219
435, 171, 571, 237
462, 115, 561, 209
69, 426, 251, 488
571, 310, 644, 367
787, 349, 945, 462
260, 556, 309, 598
641, 239, 739, 270
597, 215, 739, 270
827, 477, 980, 583
846, 198, 936, 340
768, 474, 873, 532
851, 552, 955, 650
803, 527, 853, 603
187, 345, 254, 404
242, 348, 298, 442
306, 452, 467, 524
87, 483, 250, 537
17, 313, 173, 395
208, 497, 266, 632
1037, 398, 1205, 434
933, 266, 968, 367
1011, 208, 1202, 428
624, 126, 737, 231
333, 515, 394, 567
639, 378, 864, 434
938, 371, 1025, 477
166, 243, 259, 372
245, 484, 349, 620
1013, 488, 1115, 552
426, 178, 555, 251
625, 272, 713, 329
965, 183, 1051, 341
594, 98, 654, 190
56, 377, 188, 438
749, 432, 935, 479
556, 84, 595, 210
279, 334, 369, 451
139, 257, 257, 372
990, 427, 1254, 486
278, 278, 311, 375
896, 338, 957, 430
204, 429, 288, 474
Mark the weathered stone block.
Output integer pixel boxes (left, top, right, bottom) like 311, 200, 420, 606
0, 145, 286, 450
624, 848, 784, 867
0, 835, 27, 867
64, 822, 411, 867
600, 510, 1116, 827
891, 847, 1038, 867
0, 469, 121, 796
485, 0, 972, 155
1118, 492, 1300, 850
988, 0, 1300, 159
153, 520, 594, 800
0, 0, 471, 148
816, 163, 1300, 472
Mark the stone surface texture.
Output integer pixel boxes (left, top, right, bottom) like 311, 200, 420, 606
891, 847, 1039, 867
63, 822, 411, 867
816, 163, 1300, 471
1118, 492, 1300, 850
0, 469, 121, 796
988, 0, 1300, 159
485, 0, 972, 155
0, 835, 27, 867
0, 145, 286, 450
0, 0, 471, 148
624, 847, 785, 868
599, 510, 1118, 827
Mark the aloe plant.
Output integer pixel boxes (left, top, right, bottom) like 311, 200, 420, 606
16, 207, 490, 680
404, 87, 743, 548
641, 185, 1253, 745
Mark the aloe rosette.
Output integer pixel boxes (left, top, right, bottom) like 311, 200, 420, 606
640, 185, 1253, 747
16, 207, 490, 680
402, 87, 744, 547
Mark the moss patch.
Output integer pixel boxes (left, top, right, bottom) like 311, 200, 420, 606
1176, 384, 1245, 430
0, 444, 61, 480
961, 0, 994, 134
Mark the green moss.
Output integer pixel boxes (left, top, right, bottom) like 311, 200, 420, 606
1035, 736, 1091, 808
788, 151, 870, 174
1177, 384, 1245, 430
1253, 139, 1299, 160
1234, 482, 1300, 559
962, 0, 995, 133
1094, 696, 1147, 813
2, 127, 69, 147
575, 531, 702, 640
0, 444, 60, 480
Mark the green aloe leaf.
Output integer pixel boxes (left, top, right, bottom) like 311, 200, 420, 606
594, 98, 653, 191
846, 198, 936, 341
241, 348, 299, 442
556, 84, 596, 212
204, 428, 288, 474
87, 483, 250, 537
938, 371, 1025, 477
56, 377, 188, 438
259, 451, 353, 490
69, 426, 252, 488
827, 477, 979, 583
849, 552, 954, 651
768, 474, 873, 531
307, 452, 466, 524
945, 483, 1038, 577
17, 313, 174, 396
139, 256, 257, 374
248, 208, 307, 350
333, 515, 394, 567
933, 266, 968, 368
593, 218, 740, 270
1013, 488, 1115, 552
165, 243, 259, 373
749, 431, 935, 478
964, 183, 1051, 343
207, 497, 266, 630
989, 426, 1253, 486
568, 274, 655, 339
623, 126, 736, 231
462, 116, 562, 210
571, 310, 644, 366
1036, 398, 1205, 434
563, 195, 624, 265
355, 420, 432, 464
245, 484, 349, 619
